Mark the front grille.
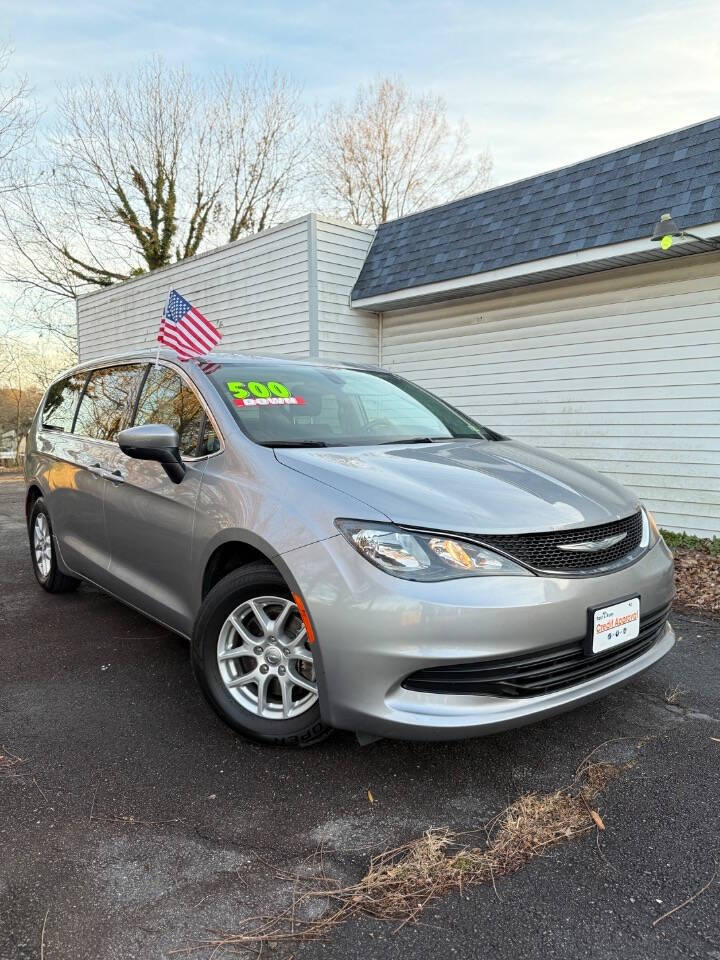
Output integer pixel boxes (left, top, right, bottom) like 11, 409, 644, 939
402, 602, 671, 699
474, 510, 643, 574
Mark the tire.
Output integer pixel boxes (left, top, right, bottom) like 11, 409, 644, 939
28, 498, 81, 594
191, 562, 333, 747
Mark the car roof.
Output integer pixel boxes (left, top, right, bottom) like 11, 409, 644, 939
54, 349, 382, 382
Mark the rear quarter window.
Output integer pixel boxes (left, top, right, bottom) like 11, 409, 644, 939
41, 373, 88, 432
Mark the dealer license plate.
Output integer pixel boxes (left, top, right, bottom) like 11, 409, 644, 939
590, 597, 640, 653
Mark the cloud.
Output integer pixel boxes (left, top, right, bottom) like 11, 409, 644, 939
442, 0, 720, 182
1, 0, 717, 182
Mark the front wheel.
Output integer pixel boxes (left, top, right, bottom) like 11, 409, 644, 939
191, 563, 332, 747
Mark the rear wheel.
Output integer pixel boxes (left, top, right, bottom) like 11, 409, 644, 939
28, 498, 81, 593
191, 563, 332, 747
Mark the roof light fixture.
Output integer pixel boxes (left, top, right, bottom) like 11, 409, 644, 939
651, 212, 720, 251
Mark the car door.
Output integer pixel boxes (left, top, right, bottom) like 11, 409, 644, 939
101, 362, 221, 636
33, 371, 92, 570
57, 364, 145, 581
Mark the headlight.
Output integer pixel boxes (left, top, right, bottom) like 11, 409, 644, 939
640, 506, 660, 548
335, 520, 531, 581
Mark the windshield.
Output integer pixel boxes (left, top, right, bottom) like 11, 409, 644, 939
203, 361, 497, 447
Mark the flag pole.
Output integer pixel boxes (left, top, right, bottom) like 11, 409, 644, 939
156, 288, 172, 368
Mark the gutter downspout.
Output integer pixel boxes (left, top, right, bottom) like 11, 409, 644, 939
74, 297, 81, 362
307, 213, 319, 359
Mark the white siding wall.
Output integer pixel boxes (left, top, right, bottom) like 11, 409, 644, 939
315, 218, 377, 364
381, 254, 720, 537
77, 218, 312, 362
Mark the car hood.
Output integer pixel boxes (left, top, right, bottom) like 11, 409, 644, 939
275, 439, 639, 534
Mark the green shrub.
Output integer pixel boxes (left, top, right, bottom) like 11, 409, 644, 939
660, 530, 720, 556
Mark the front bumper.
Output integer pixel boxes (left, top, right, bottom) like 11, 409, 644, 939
282, 536, 676, 740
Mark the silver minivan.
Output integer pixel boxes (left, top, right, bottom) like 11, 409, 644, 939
25, 350, 675, 746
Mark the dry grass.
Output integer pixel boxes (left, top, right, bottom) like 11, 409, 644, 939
664, 684, 687, 706
179, 760, 622, 955
0, 746, 24, 771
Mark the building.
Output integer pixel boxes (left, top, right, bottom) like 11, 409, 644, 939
77, 117, 720, 536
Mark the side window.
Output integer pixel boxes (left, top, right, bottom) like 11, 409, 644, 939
42, 373, 88, 432
73, 365, 144, 441
134, 366, 210, 457
199, 420, 220, 456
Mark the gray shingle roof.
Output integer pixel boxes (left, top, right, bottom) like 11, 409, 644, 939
351, 116, 720, 302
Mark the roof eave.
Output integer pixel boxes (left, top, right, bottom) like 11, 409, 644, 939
350, 224, 720, 312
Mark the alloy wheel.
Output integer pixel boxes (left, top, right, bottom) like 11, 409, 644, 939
33, 513, 52, 579
217, 595, 318, 719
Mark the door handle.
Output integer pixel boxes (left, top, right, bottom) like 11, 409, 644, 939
87, 463, 124, 483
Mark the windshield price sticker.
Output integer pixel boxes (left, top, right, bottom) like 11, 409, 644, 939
227, 380, 305, 408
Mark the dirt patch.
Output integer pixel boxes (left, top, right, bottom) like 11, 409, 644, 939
672, 549, 720, 618
184, 760, 623, 955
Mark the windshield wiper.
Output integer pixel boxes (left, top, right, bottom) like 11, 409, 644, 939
377, 436, 475, 445
261, 440, 328, 448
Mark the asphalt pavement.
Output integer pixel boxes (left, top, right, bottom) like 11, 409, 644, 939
0, 471, 718, 960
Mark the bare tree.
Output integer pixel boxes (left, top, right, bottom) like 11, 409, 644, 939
1, 288, 78, 354
0, 327, 71, 462
0, 340, 34, 461
217, 69, 307, 241
54, 58, 223, 279
0, 42, 34, 196
2, 59, 309, 308
2, 58, 224, 298
316, 77, 492, 226
0, 311, 75, 384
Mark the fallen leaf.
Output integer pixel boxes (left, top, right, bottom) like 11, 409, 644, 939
590, 809, 605, 830
367, 790, 375, 805
672, 549, 720, 616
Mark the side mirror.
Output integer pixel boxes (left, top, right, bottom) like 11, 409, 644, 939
117, 424, 186, 484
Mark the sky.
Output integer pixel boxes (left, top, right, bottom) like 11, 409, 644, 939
1, 0, 719, 186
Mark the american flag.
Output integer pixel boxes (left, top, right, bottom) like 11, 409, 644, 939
197, 360, 222, 375
158, 290, 222, 360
